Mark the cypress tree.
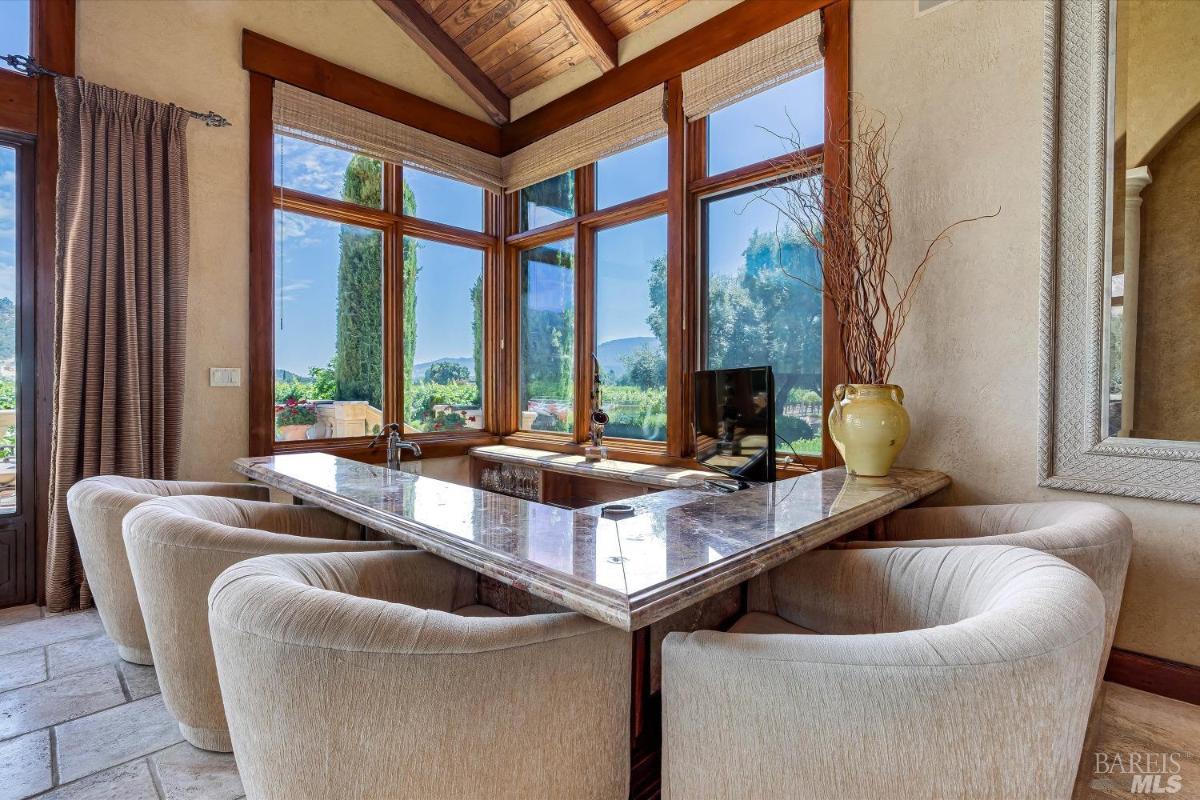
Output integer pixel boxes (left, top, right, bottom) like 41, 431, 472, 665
336, 156, 418, 413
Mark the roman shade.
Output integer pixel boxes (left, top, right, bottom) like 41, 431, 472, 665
501, 85, 667, 193
681, 12, 823, 121
272, 82, 505, 194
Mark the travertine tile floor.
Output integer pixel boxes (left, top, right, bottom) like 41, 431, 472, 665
0, 605, 243, 800
0, 602, 1197, 799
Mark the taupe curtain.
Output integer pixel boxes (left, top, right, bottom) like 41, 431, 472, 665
46, 77, 191, 611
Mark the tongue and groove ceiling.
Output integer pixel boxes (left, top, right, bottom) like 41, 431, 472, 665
373, 0, 690, 123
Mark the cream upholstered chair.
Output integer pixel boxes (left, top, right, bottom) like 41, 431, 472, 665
842, 501, 1132, 758
662, 545, 1105, 800
66, 476, 269, 664
123, 495, 397, 752
208, 549, 631, 800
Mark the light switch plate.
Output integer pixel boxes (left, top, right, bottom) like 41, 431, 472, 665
210, 367, 242, 387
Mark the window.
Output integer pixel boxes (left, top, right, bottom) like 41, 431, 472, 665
274, 211, 384, 442
702, 179, 823, 456
595, 215, 668, 441
274, 134, 383, 208
252, 10, 845, 463
403, 237, 485, 432
0, 2, 31, 73
404, 167, 484, 232
0, 145, 18, 511
707, 70, 825, 176
265, 132, 495, 451
519, 172, 575, 231
519, 239, 575, 433
596, 138, 667, 209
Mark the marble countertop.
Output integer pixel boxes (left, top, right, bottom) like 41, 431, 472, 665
469, 445, 715, 489
234, 453, 949, 630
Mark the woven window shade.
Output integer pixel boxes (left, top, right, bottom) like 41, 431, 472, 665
273, 82, 505, 194
682, 12, 823, 121
502, 85, 667, 193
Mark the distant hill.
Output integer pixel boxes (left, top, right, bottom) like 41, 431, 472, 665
596, 336, 659, 378
411, 357, 475, 383
275, 369, 312, 383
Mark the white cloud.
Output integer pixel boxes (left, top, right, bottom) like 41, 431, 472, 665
278, 278, 313, 303
276, 136, 352, 197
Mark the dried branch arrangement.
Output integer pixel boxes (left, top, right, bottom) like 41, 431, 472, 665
769, 104, 998, 384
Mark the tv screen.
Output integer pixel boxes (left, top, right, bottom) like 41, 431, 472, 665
694, 366, 776, 483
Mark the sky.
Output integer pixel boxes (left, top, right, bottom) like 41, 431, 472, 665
595, 214, 665, 346
272, 67, 824, 379
274, 136, 484, 377
0, 146, 17, 302
0, 1, 30, 74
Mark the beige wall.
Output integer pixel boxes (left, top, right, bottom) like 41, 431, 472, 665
75, 0, 1199, 666
1120, 0, 1200, 166
75, 0, 484, 483
854, 0, 1199, 667
1133, 113, 1200, 442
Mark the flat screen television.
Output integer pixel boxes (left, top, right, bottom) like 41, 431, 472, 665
694, 366, 776, 484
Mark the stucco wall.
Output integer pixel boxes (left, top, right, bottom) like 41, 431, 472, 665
1132, 113, 1200, 442
75, 0, 485, 484
854, 0, 1199, 666
1120, 0, 1200, 166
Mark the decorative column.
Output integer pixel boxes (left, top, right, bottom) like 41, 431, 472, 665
1119, 166, 1152, 438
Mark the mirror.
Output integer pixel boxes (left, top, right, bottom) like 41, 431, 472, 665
1040, 2, 1200, 505
1105, 1, 1200, 443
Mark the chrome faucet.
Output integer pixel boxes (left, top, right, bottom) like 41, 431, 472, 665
369, 422, 421, 469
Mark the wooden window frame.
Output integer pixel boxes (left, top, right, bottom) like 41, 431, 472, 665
251, 119, 504, 459
247, 0, 848, 471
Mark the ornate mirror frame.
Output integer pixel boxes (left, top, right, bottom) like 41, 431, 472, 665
1039, 0, 1200, 504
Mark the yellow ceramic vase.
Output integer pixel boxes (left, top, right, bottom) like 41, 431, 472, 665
827, 383, 910, 477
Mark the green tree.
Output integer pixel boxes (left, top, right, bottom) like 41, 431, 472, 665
470, 273, 483, 400
335, 157, 418, 412
621, 345, 666, 389
0, 298, 14, 363
645, 225, 823, 440
335, 156, 383, 408
520, 243, 575, 412
425, 360, 470, 384
401, 184, 418, 405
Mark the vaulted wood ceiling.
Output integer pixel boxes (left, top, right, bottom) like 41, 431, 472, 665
374, 0, 689, 123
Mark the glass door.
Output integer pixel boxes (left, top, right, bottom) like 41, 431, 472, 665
0, 140, 33, 606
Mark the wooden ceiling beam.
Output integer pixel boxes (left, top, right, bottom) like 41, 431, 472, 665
547, 0, 618, 72
502, 0, 836, 153
373, 0, 511, 124
241, 30, 503, 156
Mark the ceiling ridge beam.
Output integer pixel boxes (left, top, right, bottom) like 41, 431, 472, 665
547, 0, 618, 72
373, 0, 511, 124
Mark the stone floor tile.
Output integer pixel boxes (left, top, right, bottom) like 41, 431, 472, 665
117, 662, 159, 702
0, 729, 51, 800
0, 648, 47, 693
0, 606, 42, 629
46, 635, 121, 679
38, 759, 159, 800
0, 666, 123, 740
152, 742, 244, 800
55, 694, 183, 784
1077, 683, 1200, 799
0, 611, 102, 657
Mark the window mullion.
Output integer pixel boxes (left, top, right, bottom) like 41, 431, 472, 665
573, 220, 593, 445
385, 219, 404, 434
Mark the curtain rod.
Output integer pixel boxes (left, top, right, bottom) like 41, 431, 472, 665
2, 55, 231, 128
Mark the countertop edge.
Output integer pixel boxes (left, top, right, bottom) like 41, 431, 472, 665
234, 457, 637, 630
